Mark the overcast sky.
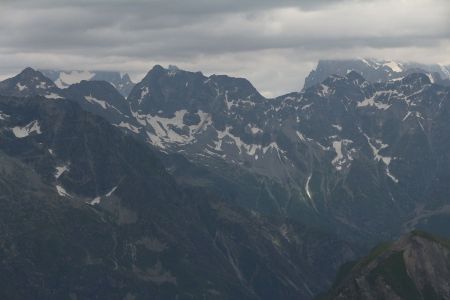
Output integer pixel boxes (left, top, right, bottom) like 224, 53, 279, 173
0, 0, 449, 96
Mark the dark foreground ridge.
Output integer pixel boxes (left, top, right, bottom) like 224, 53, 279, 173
320, 231, 450, 300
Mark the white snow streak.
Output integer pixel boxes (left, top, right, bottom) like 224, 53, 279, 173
106, 186, 118, 197
12, 120, 42, 138
54, 164, 69, 179
45, 92, 63, 100
84, 95, 107, 109
56, 185, 72, 198
305, 175, 312, 199
115, 122, 141, 134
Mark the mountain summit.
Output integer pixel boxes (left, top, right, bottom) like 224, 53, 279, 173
0, 67, 63, 99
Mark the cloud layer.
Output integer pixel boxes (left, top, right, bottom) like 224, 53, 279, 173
0, 0, 449, 96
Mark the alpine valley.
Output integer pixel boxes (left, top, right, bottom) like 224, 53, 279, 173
0, 59, 449, 299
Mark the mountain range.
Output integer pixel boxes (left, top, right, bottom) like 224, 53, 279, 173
304, 59, 450, 89
0, 59, 449, 299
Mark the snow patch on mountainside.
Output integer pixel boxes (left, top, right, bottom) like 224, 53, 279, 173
139, 110, 211, 148
45, 92, 64, 99
106, 186, 118, 197
364, 134, 391, 164
16, 82, 27, 91
250, 127, 263, 134
146, 131, 165, 149
332, 124, 342, 131
11, 120, 42, 138
386, 167, 399, 183
89, 186, 118, 205
358, 92, 391, 110
263, 142, 285, 156
383, 61, 403, 73
56, 185, 72, 198
114, 122, 141, 134
215, 126, 253, 154
38, 81, 53, 89
296, 131, 306, 142
330, 136, 356, 171
0, 111, 10, 120
364, 134, 398, 183
301, 103, 313, 110
90, 197, 101, 205
332, 141, 344, 169
402, 111, 424, 122
84, 95, 108, 109
139, 87, 149, 104
224, 91, 257, 110
55, 164, 69, 179
360, 58, 382, 69
318, 84, 331, 97
331, 139, 354, 170
212, 126, 286, 161
305, 175, 312, 199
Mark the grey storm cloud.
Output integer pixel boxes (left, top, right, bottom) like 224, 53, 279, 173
0, 0, 449, 96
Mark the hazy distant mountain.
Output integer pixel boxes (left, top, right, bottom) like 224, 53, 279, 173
304, 59, 450, 89
40, 69, 135, 97
321, 231, 450, 300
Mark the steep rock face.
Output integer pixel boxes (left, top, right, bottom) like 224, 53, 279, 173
0, 94, 355, 299
304, 59, 450, 89
40, 69, 135, 97
63, 80, 136, 127
321, 231, 450, 300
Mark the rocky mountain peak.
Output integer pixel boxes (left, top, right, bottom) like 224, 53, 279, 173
127, 65, 264, 117
16, 67, 54, 84
0, 67, 62, 99
20, 66, 40, 76
144, 64, 166, 78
